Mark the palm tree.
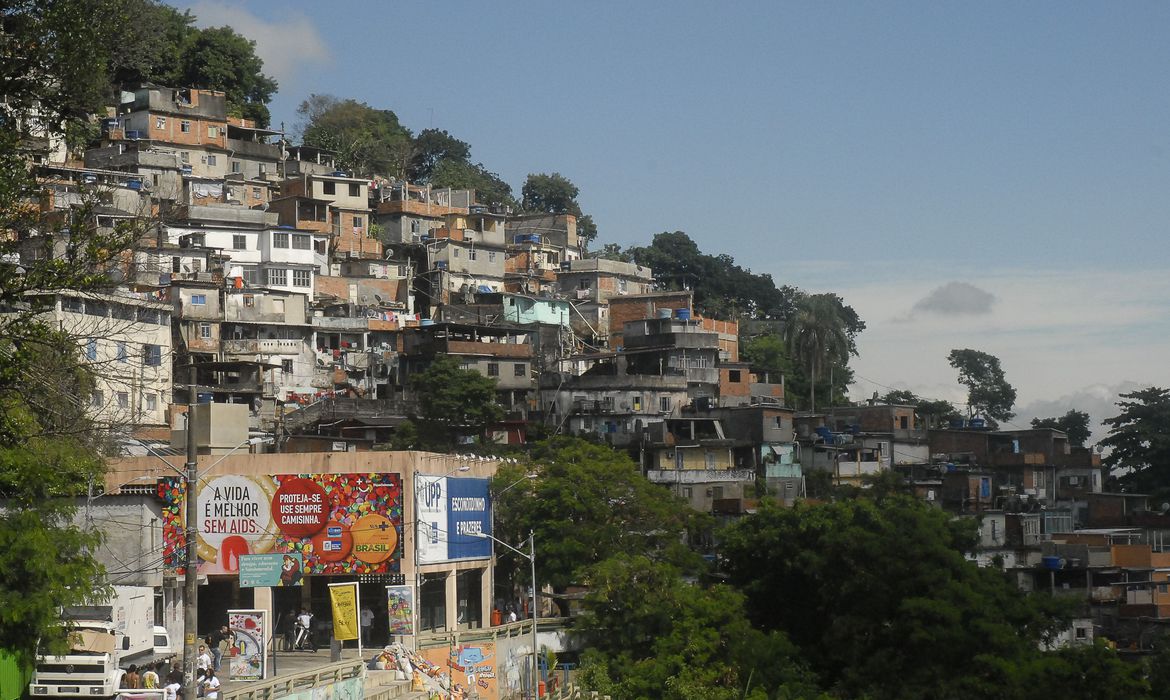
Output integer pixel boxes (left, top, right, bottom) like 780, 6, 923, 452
783, 294, 851, 412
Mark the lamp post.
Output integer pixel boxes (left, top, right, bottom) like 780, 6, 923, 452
474, 531, 538, 699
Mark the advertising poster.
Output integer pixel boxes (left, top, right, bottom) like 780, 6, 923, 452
239, 553, 303, 588
329, 582, 359, 641
227, 609, 266, 681
415, 476, 492, 564
158, 473, 403, 575
419, 643, 499, 700
386, 585, 414, 636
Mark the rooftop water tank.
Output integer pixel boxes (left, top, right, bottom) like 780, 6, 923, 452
676, 308, 691, 321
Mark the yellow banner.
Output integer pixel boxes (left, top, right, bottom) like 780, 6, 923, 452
329, 583, 360, 640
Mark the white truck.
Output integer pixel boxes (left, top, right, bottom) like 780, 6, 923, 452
30, 586, 173, 699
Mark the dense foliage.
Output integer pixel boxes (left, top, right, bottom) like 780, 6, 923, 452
1101, 387, 1170, 495
1032, 409, 1092, 448
408, 354, 503, 449
948, 348, 1018, 423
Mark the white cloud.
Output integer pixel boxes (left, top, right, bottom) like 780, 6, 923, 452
189, 1, 331, 91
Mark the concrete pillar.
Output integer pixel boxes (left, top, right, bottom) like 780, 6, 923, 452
480, 565, 492, 628
445, 570, 457, 631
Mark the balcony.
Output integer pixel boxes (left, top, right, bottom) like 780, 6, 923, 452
222, 339, 302, 355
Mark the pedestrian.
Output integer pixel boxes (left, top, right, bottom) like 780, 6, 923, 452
141, 663, 160, 689
207, 625, 230, 671
163, 671, 181, 700
197, 644, 211, 674
201, 669, 220, 700
123, 665, 140, 689
360, 605, 374, 645
507, 607, 517, 623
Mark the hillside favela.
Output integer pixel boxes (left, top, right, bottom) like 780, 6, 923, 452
3, 2, 1170, 700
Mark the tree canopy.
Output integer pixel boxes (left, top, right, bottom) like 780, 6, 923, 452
784, 293, 855, 412
1100, 387, 1170, 494
1032, 409, 1092, 448
720, 495, 1076, 699
948, 348, 1017, 423
408, 354, 503, 449
521, 172, 597, 246
298, 95, 414, 177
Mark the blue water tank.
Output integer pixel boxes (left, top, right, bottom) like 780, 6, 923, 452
420, 319, 435, 327
676, 308, 691, 321
969, 418, 986, 429
1041, 556, 1064, 571
949, 418, 966, 429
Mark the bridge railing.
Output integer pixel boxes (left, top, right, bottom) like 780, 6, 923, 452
221, 659, 365, 700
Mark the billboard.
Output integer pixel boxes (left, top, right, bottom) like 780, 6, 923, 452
159, 473, 403, 575
227, 609, 266, 681
415, 476, 492, 564
386, 585, 415, 636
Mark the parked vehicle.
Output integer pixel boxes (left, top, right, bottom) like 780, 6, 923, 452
29, 586, 173, 698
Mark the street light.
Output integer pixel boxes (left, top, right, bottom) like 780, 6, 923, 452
494, 473, 538, 496
474, 531, 539, 699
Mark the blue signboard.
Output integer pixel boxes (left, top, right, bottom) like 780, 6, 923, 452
239, 553, 304, 587
446, 478, 493, 561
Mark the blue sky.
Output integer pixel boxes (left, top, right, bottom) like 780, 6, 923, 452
182, 1, 1170, 439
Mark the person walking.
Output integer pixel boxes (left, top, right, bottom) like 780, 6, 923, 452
122, 665, 140, 689
141, 663, 160, 689
360, 605, 374, 646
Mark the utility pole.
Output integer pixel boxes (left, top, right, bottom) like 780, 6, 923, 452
183, 365, 199, 700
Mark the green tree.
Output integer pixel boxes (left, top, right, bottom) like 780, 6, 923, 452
492, 437, 703, 597
627, 232, 802, 320
784, 294, 853, 412
948, 348, 1017, 423
104, 0, 193, 90
298, 95, 413, 177
721, 497, 1067, 699
177, 26, 277, 127
521, 173, 597, 246
0, 1, 148, 662
574, 554, 822, 700
741, 333, 793, 385
429, 158, 516, 209
1100, 387, 1170, 494
880, 390, 960, 429
1032, 409, 1092, 448
407, 128, 471, 183
408, 354, 502, 449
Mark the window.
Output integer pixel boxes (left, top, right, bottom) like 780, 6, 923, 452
410, 220, 420, 233
199, 323, 211, 339
349, 183, 360, 197
618, 278, 628, 293
487, 363, 499, 377
180, 120, 191, 133
273, 232, 289, 248
144, 344, 161, 366
659, 397, 672, 412
292, 234, 310, 250
116, 342, 128, 363
578, 279, 589, 290
292, 270, 311, 287
1075, 627, 1088, 641
682, 487, 693, 498
323, 181, 336, 195
207, 125, 217, 138
268, 269, 287, 286
91, 390, 103, 408
231, 161, 242, 173
468, 249, 477, 261
453, 249, 460, 258
188, 233, 205, 247
180, 151, 190, 164
190, 294, 207, 305
117, 392, 129, 409
155, 116, 166, 129
728, 369, 741, 382
172, 257, 181, 273
282, 359, 294, 374
252, 187, 261, 198
242, 294, 255, 308
258, 164, 267, 175
514, 363, 526, 377
233, 235, 247, 250
488, 251, 496, 262
144, 393, 157, 412
711, 486, 724, 499
705, 452, 716, 469
899, 415, 909, 429
632, 396, 642, 411
206, 154, 217, 166
242, 269, 260, 285
86, 338, 97, 361
353, 216, 363, 228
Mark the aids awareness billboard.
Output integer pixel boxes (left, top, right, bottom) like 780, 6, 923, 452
415, 476, 492, 564
159, 473, 403, 575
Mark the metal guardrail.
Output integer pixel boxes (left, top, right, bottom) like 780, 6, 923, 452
221, 659, 365, 700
